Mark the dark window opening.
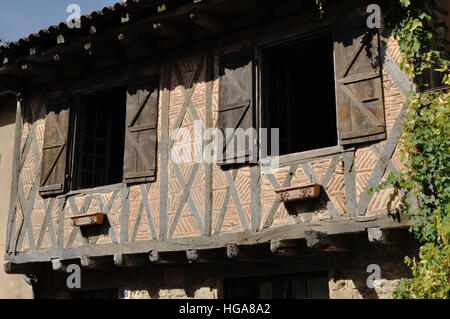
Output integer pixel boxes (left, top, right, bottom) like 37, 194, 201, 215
262, 34, 338, 156
72, 86, 126, 190
224, 272, 329, 299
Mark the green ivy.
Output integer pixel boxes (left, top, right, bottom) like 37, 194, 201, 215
375, 0, 449, 298
315, 0, 449, 298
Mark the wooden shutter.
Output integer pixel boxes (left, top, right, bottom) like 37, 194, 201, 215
40, 97, 70, 196
217, 48, 256, 164
123, 75, 159, 184
333, 17, 386, 145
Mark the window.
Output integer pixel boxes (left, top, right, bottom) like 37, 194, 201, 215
262, 33, 338, 156
39, 76, 160, 196
71, 86, 126, 190
224, 272, 329, 299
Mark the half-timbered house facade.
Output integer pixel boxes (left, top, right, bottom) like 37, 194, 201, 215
1, 0, 422, 299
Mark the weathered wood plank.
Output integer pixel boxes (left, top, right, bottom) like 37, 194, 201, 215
5, 95, 23, 254
381, 48, 414, 97
57, 198, 65, 248
36, 198, 57, 250
357, 105, 406, 215
343, 151, 357, 217
159, 62, 171, 240
120, 185, 130, 243
203, 53, 214, 236
250, 165, 261, 232
5, 213, 410, 264
140, 184, 157, 239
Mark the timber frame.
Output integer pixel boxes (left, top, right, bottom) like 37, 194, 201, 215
3, 0, 415, 274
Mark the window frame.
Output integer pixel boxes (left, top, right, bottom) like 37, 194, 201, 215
256, 28, 343, 166
66, 82, 128, 194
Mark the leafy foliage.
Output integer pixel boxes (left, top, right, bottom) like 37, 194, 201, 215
376, 0, 450, 299
314, 0, 449, 299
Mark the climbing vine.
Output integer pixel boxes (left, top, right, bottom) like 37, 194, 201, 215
380, 0, 449, 299
315, 0, 449, 298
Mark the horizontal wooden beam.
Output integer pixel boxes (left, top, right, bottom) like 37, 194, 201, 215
186, 249, 221, 263
5, 214, 409, 265
80, 256, 112, 269
4, 261, 51, 274
153, 22, 191, 42
189, 10, 225, 33
149, 251, 187, 264
270, 239, 301, 256
114, 253, 148, 267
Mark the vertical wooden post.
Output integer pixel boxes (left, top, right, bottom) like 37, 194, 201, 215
5, 93, 23, 254
203, 53, 214, 236
343, 150, 357, 217
159, 62, 171, 240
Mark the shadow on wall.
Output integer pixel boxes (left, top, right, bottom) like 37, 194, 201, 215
329, 231, 419, 299
0, 95, 16, 127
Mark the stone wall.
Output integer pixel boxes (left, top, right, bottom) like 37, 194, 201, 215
122, 280, 221, 299
121, 232, 416, 299
327, 230, 416, 299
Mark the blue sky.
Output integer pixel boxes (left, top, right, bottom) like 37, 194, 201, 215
0, 0, 119, 43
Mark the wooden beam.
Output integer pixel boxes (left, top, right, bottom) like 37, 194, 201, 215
270, 239, 300, 256
150, 251, 186, 264
51, 258, 67, 272
226, 243, 272, 260
186, 249, 221, 263
114, 253, 148, 267
4, 262, 51, 274
82, 41, 122, 62
6, 214, 410, 265
189, 10, 225, 33
80, 256, 111, 269
0, 0, 231, 77
153, 22, 191, 42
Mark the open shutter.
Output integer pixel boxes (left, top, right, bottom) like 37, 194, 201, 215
40, 97, 70, 196
217, 48, 256, 164
123, 75, 159, 184
333, 17, 386, 145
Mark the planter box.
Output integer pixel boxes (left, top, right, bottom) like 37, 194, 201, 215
274, 183, 321, 202
71, 212, 106, 227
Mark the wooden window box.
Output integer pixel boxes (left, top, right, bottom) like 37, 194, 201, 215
274, 183, 321, 202
71, 212, 106, 227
